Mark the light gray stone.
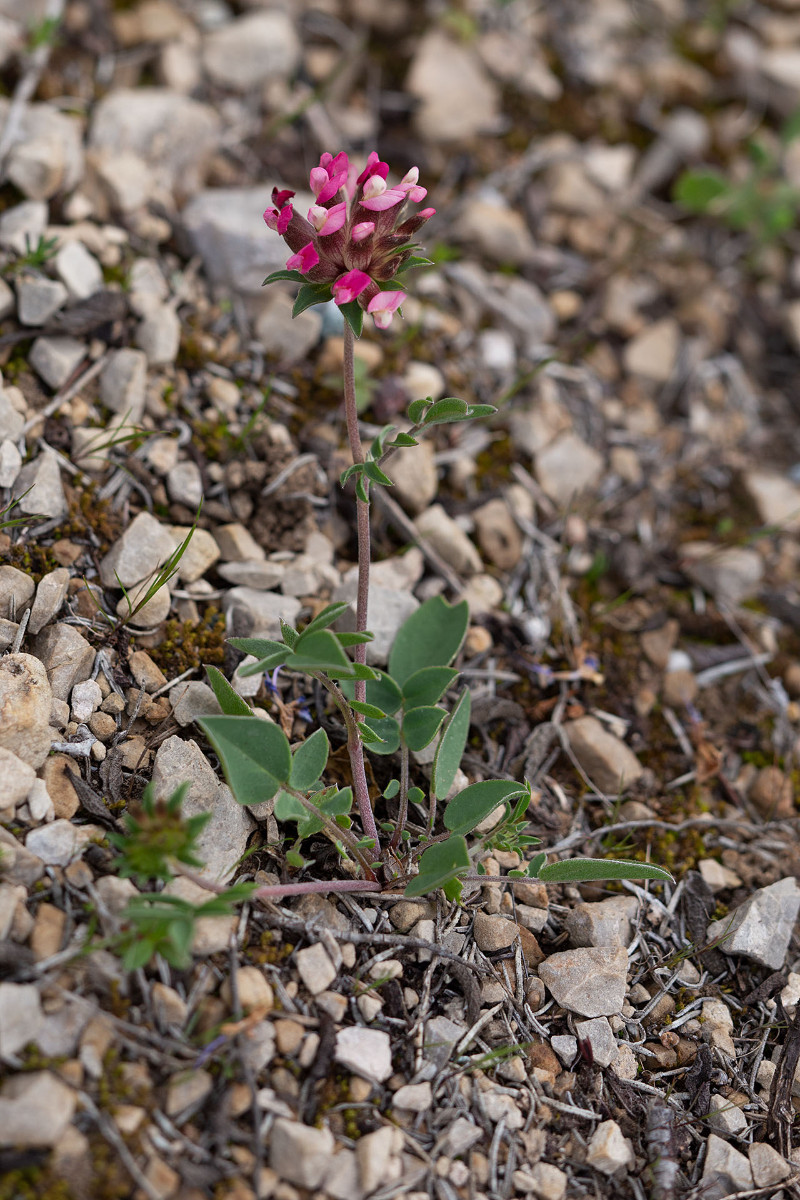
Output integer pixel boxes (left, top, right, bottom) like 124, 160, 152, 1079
0, 746, 35, 810
681, 541, 764, 604
29, 336, 85, 389
217, 560, 285, 589
90, 89, 220, 199
335, 1026, 393, 1084
13, 451, 67, 519
151, 736, 255, 883
0, 101, 83, 200
423, 1015, 468, 1069
32, 623, 95, 702
170, 525, 220, 583
99, 511, 179, 588
296, 942, 337, 995
223, 587, 301, 639
136, 305, 180, 365
564, 715, 643, 794
202, 11, 300, 91
414, 504, 482, 575
573, 1017, 619, 1068
128, 257, 169, 317
0, 652, 53, 768
0, 391, 24, 441
707, 1093, 748, 1137
0, 1071, 76, 1148
622, 317, 680, 383
26, 819, 100, 866
71, 679, 102, 723
742, 471, 800, 533
392, 1082, 432, 1111
0, 438, 21, 487
538, 946, 629, 1017
453, 197, 536, 266
388, 439, 438, 515
214, 523, 266, 562
167, 460, 203, 509
333, 580, 419, 665
28, 568, 70, 635
586, 1120, 634, 1176
406, 30, 501, 142
54, 240, 103, 300
701, 1135, 753, 1199
706, 877, 800, 970
100, 348, 148, 420
183, 186, 291, 295
356, 1126, 403, 1193
0, 982, 44, 1056
0, 199, 48, 254
701, 998, 736, 1058
748, 1143, 792, 1189
0, 564, 34, 620
535, 434, 603, 507
473, 911, 520, 952
254, 290, 322, 363
550, 1034, 578, 1065
163, 876, 235, 954
16, 275, 67, 325
165, 1068, 213, 1118
269, 1118, 336, 1189
169, 681, 223, 727
564, 896, 639, 949
526, 1162, 567, 1200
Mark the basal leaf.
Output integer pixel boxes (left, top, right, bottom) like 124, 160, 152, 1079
290, 727, 329, 791
401, 666, 458, 709
228, 637, 286, 659
402, 705, 447, 752
407, 398, 431, 423
431, 689, 471, 801
280, 620, 299, 648
389, 596, 469, 686
673, 169, 729, 214
236, 649, 289, 676
537, 858, 675, 883
360, 715, 400, 755
444, 779, 528, 838
404, 835, 471, 898
199, 715, 291, 805
205, 665, 252, 716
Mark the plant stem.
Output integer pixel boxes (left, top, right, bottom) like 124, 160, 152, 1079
342, 322, 380, 852
388, 745, 409, 854
253, 879, 382, 900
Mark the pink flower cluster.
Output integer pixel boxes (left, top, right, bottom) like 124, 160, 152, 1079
264, 151, 435, 329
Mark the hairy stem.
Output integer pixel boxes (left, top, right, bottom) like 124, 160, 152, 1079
284, 783, 377, 880
342, 322, 380, 851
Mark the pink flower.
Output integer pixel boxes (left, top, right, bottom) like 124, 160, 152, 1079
308, 202, 347, 235
264, 150, 435, 329
367, 290, 405, 329
286, 242, 320, 273
332, 270, 372, 305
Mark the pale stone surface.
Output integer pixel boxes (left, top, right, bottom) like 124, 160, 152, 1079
167, 460, 203, 509
392, 1081, 432, 1111
33, 622, 95, 701
414, 504, 482, 574
99, 511, 179, 588
136, 305, 180, 365
538, 946, 629, 1017
203, 11, 300, 90
169, 681, 223, 726
564, 715, 643, 793
16, 275, 67, 325
28, 568, 70, 635
0, 564, 34, 619
165, 1069, 213, 1117
163, 876, 235, 954
29, 337, 85, 389
335, 1026, 393, 1084
586, 1120, 634, 1175
565, 896, 639, 949
406, 30, 501, 142
254, 290, 322, 363
223, 587, 301, 640
743, 470, 800, 532
0, 439, 21, 488
13, 451, 67, 518
214, 523, 267, 561
0, 1071, 76, 1148
573, 1017, 619, 1068
707, 1093, 748, 1136
527, 1161, 567, 1200
115, 579, 171, 627
535, 434, 604, 507
333, 580, 419, 665
473, 497, 523, 570
623, 317, 680, 382
100, 348, 148, 420
0, 652, 53, 767
0, 101, 84, 200
296, 942, 337, 995
184, 186, 289, 296
356, 1125, 403, 1194
388, 439, 438, 515
701, 1135, 753, 1200
473, 911, 520, 952
171, 525, 220, 583
70, 678, 102, 723
270, 1118, 336, 1189
706, 877, 800, 970
54, 240, 103, 301
701, 998, 737, 1058
748, 1142, 792, 1188
26, 819, 100, 866
680, 541, 764, 604
0, 746, 36, 811
0, 982, 44, 1055
152, 737, 255, 883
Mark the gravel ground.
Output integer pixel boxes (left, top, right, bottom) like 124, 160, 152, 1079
3, 1, 800, 1198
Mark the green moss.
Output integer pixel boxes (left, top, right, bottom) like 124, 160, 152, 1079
148, 608, 226, 677
0, 1167, 71, 1200
4, 542, 61, 583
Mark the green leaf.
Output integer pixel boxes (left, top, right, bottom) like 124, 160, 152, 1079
421, 397, 469, 426
432, 689, 471, 801
335, 632, 374, 647
509, 851, 547, 879
357, 722, 386, 745
349, 700, 387, 719
263, 269, 307, 285
123, 937, 157, 971
340, 463, 364, 487
404, 835, 471, 898
340, 300, 364, 339
228, 637, 286, 660
347, 663, 381, 682
237, 649, 289, 676
361, 715, 401, 755
401, 666, 458, 709
388, 432, 418, 448
286, 629, 351, 671
673, 169, 729, 214
198, 715, 291, 805
290, 727, 329, 791
444, 780, 528, 838
383, 779, 400, 799
397, 255, 434, 270
407, 398, 431, 423
537, 858, 675, 883
388, 596, 469, 687
355, 475, 369, 503
341, 670, 402, 716
205, 665, 252, 717
280, 620, 299, 649
303, 602, 352, 634
362, 461, 394, 487
466, 404, 497, 419
781, 107, 800, 146
402, 705, 447, 752
293, 282, 333, 316
274, 789, 307, 825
